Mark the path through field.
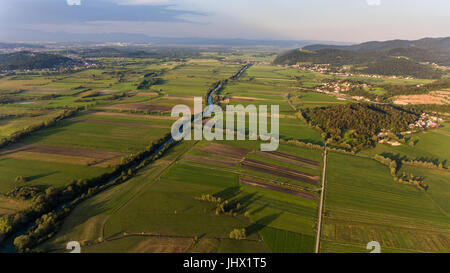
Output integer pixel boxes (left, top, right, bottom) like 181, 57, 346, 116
315, 144, 327, 253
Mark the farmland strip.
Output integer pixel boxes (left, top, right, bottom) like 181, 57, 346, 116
254, 151, 319, 170
240, 178, 317, 200
241, 159, 318, 185
268, 151, 320, 166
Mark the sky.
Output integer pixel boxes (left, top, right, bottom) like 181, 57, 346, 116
0, 0, 449, 43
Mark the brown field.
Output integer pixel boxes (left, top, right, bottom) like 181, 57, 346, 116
26, 88, 65, 94
254, 151, 319, 170
2, 151, 98, 166
196, 143, 250, 160
240, 177, 317, 200
1, 144, 120, 159
163, 96, 195, 101
0, 196, 30, 216
69, 118, 171, 129
184, 155, 238, 167
90, 111, 178, 120
35, 88, 64, 91
244, 91, 284, 96
241, 158, 319, 185
127, 236, 193, 253
393, 91, 450, 105
98, 89, 118, 95
14, 101, 45, 105
87, 235, 193, 253
102, 104, 172, 112
136, 92, 159, 96
231, 96, 268, 101
0, 144, 121, 167
267, 151, 320, 166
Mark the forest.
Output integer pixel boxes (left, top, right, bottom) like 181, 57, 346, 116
361, 57, 443, 79
301, 103, 418, 148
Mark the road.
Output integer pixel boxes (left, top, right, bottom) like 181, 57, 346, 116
315, 143, 327, 253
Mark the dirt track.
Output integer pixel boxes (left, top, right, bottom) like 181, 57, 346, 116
315, 145, 327, 253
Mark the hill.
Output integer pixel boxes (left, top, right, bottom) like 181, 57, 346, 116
0, 51, 82, 71
273, 37, 448, 78
304, 37, 450, 53
362, 57, 443, 79
303, 37, 450, 65
273, 48, 378, 66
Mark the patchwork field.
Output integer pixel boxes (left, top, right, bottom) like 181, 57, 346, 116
1, 48, 448, 254
37, 140, 323, 253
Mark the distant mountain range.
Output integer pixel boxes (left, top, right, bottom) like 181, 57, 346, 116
1, 29, 350, 47
303, 37, 450, 52
0, 43, 45, 50
273, 37, 449, 79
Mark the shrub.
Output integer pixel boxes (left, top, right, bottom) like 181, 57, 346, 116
229, 228, 246, 240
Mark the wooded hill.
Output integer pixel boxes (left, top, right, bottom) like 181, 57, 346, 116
0, 51, 82, 71
304, 37, 450, 54
273, 37, 449, 79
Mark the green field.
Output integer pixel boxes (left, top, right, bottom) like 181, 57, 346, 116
360, 122, 450, 167
322, 152, 450, 253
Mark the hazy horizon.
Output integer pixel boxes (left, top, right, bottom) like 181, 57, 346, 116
1, 0, 449, 43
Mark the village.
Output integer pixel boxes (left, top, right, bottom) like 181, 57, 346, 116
314, 80, 373, 102
292, 63, 416, 79
377, 113, 442, 146
408, 113, 442, 129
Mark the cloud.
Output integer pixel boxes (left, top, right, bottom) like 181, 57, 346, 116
1, 0, 201, 24
366, 0, 381, 6
67, 0, 81, 6
113, 0, 174, 5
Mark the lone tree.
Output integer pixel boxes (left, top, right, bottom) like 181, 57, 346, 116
0, 216, 12, 234
229, 228, 246, 240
